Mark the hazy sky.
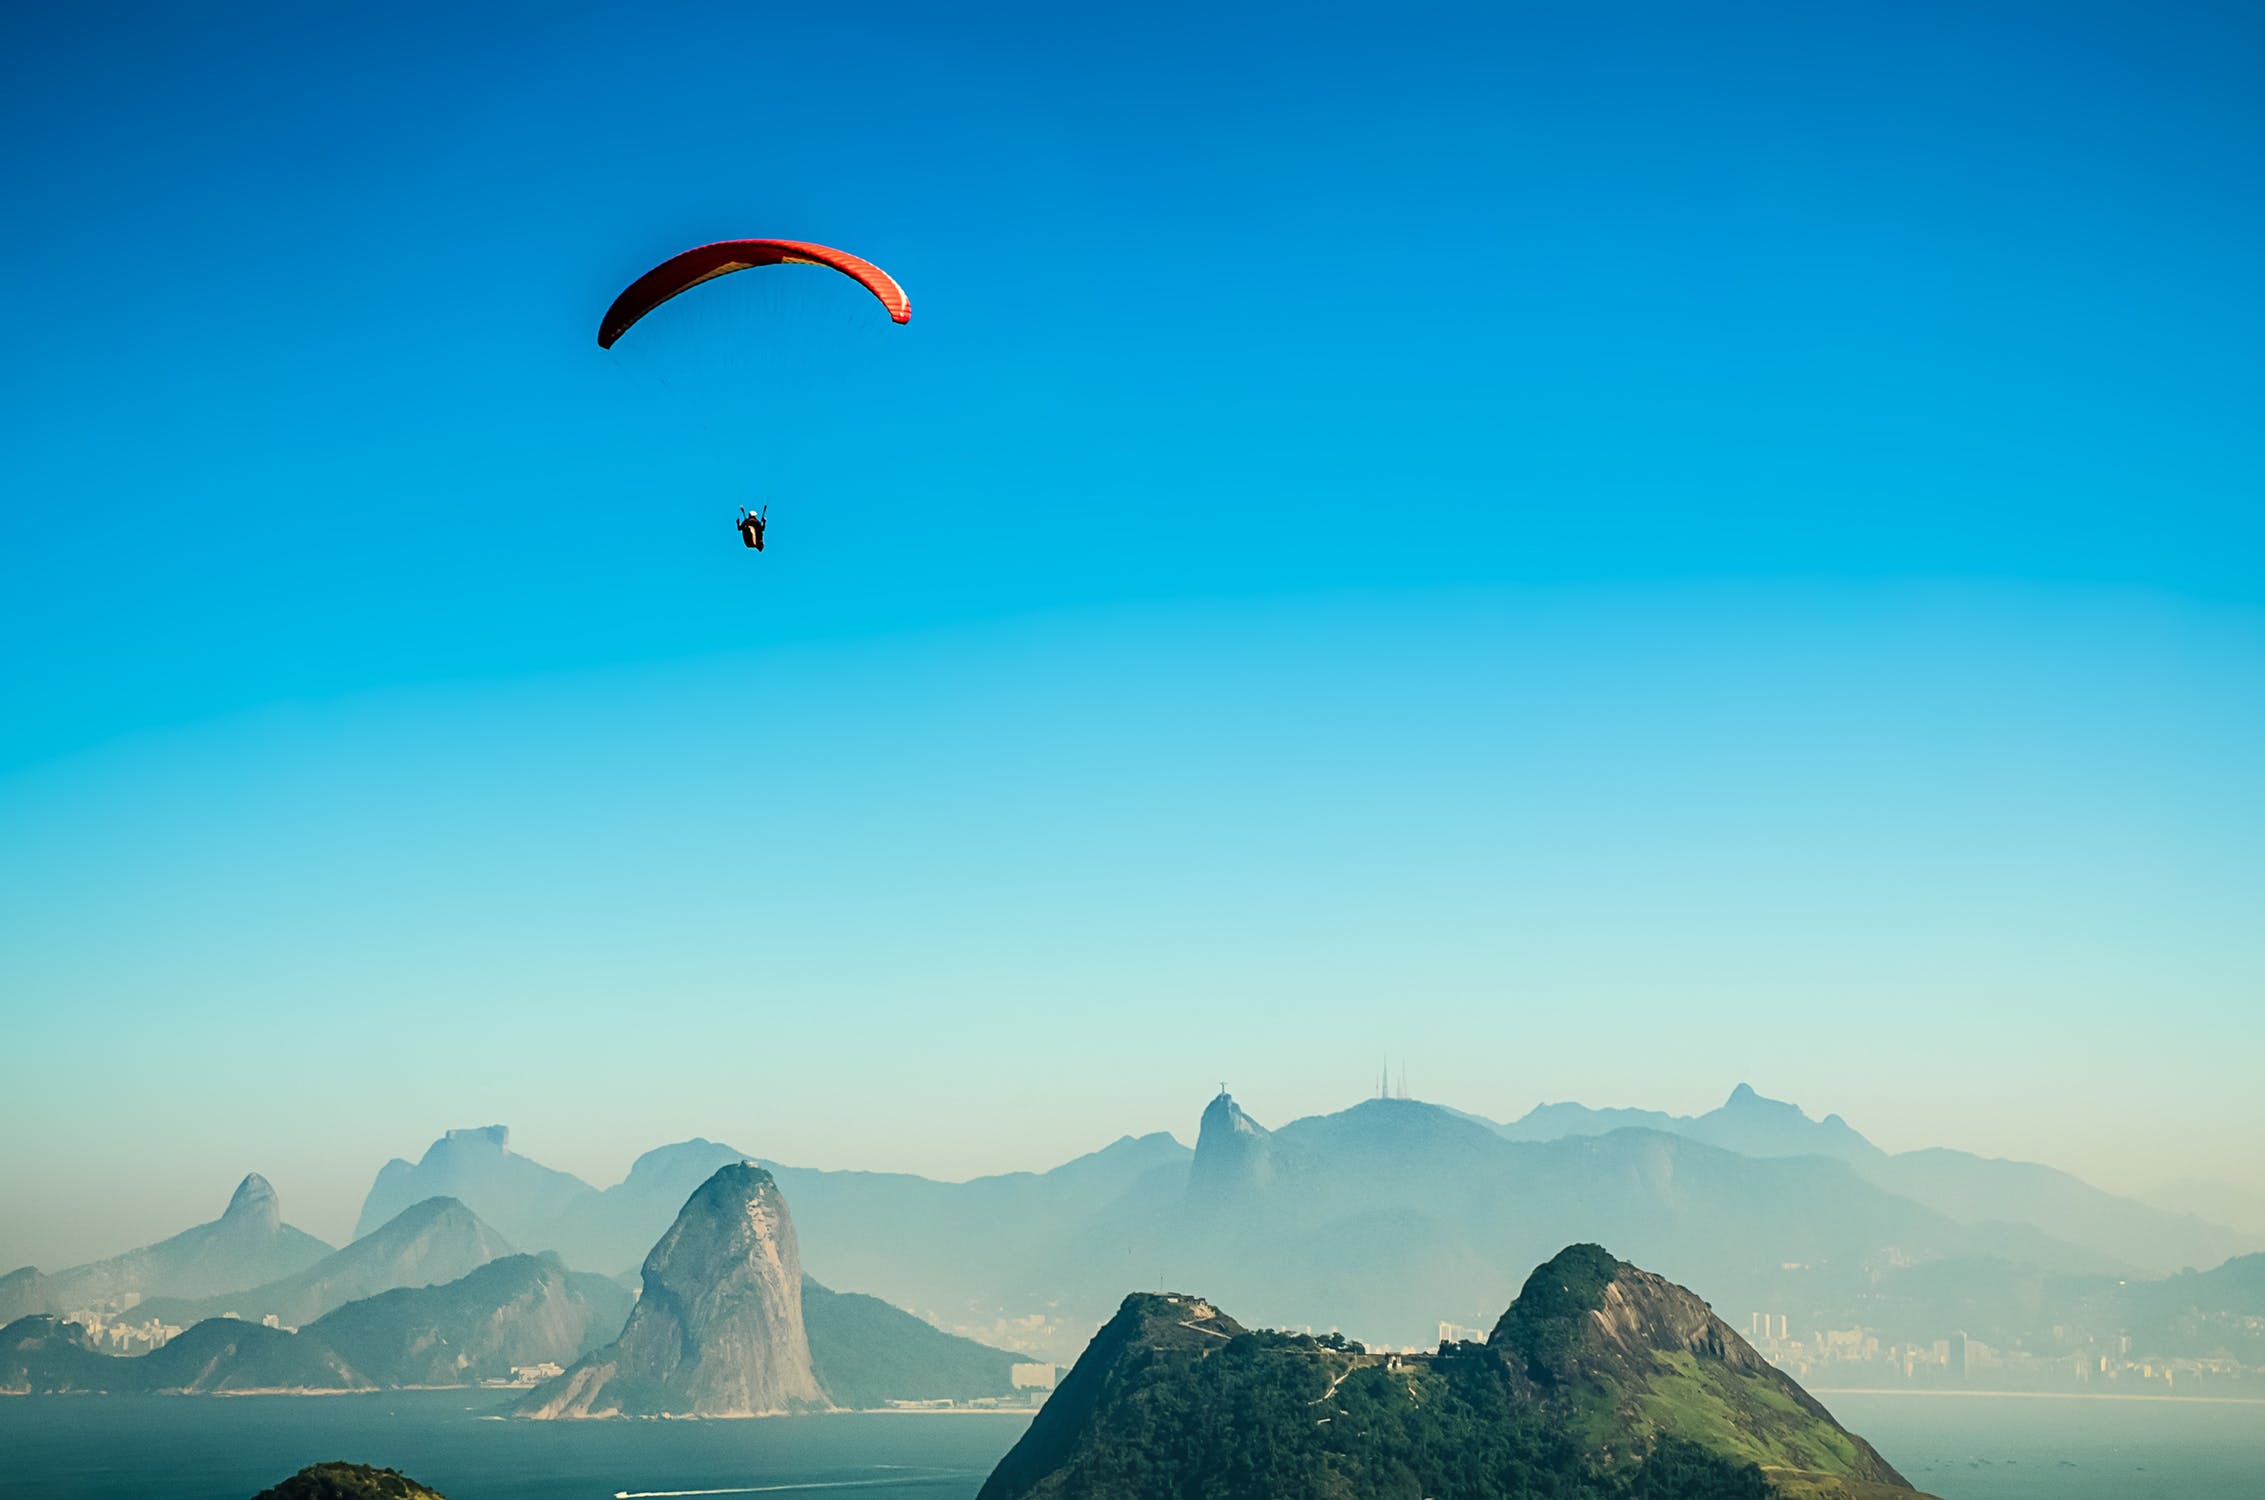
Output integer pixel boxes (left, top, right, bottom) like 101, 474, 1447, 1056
3, 1, 2261, 1268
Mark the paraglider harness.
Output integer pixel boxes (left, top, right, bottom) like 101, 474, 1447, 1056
737, 506, 767, 551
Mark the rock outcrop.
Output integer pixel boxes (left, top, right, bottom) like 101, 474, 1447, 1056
516, 1162, 823, 1417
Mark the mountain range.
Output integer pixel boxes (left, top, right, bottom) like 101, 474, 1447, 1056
4, 1166, 1025, 1409
307, 1087, 2255, 1363
134, 1196, 517, 1328
8, 1082, 2253, 1376
1488, 1084, 2244, 1275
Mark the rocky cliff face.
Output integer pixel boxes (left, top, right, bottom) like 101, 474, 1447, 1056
516, 1162, 823, 1418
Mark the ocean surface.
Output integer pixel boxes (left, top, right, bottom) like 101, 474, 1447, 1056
1, 1389, 2260, 1499
1819, 1392, 2265, 1499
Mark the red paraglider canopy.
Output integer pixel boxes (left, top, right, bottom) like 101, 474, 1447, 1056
597, 239, 911, 348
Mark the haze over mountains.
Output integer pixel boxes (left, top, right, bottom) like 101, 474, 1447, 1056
265, 1085, 2260, 1364
136, 1197, 521, 1328
5, 1164, 1027, 1409
7, 1082, 2254, 1376
1488, 1084, 2246, 1275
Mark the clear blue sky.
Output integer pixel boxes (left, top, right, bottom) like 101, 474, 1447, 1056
2, 1, 2261, 1264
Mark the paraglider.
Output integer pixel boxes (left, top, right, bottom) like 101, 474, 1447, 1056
598, 238, 910, 349
597, 237, 909, 556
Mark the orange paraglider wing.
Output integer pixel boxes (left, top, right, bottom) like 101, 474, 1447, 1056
597, 239, 911, 348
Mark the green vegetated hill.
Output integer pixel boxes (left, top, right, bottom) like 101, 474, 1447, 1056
978, 1244, 1934, 1500
248, 1462, 447, 1499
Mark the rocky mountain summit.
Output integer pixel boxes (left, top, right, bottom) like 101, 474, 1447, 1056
516, 1161, 824, 1417
978, 1243, 1930, 1500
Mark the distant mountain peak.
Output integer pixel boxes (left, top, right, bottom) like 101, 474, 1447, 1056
1188, 1091, 1273, 1205
439, 1125, 511, 1155
1200, 1090, 1261, 1139
354, 1126, 597, 1246
1726, 1081, 1760, 1104
224, 1173, 282, 1231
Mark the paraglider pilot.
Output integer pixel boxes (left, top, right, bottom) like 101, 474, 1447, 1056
736, 506, 767, 552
